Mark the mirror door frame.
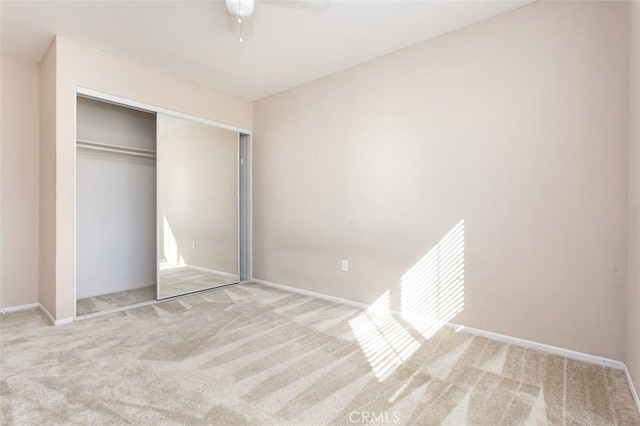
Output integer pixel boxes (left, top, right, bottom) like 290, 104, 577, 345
156, 114, 248, 299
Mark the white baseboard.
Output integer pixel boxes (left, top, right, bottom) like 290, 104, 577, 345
624, 366, 640, 416
253, 279, 371, 310
0, 302, 73, 326
253, 277, 639, 415
445, 323, 625, 370
0, 302, 40, 314
38, 304, 74, 326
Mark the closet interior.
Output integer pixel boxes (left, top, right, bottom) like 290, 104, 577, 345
75, 95, 250, 317
76, 97, 158, 315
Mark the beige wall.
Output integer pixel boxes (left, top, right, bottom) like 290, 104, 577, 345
39, 41, 57, 316
253, 1, 629, 360
627, 0, 640, 396
158, 120, 238, 276
0, 55, 40, 308
49, 36, 252, 320
1, 56, 3, 307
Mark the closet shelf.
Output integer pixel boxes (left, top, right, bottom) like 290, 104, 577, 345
76, 139, 156, 159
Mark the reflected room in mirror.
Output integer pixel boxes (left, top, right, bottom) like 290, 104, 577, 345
157, 114, 239, 299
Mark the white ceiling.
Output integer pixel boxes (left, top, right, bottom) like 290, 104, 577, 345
1, 0, 533, 101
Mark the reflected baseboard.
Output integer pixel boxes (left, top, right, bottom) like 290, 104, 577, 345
160, 264, 238, 281
158, 264, 240, 300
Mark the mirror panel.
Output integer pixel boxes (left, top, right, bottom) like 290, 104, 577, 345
157, 114, 239, 299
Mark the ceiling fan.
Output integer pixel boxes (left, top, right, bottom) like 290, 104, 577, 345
224, 0, 328, 42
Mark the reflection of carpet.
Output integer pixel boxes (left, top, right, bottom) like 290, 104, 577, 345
76, 285, 156, 316
159, 266, 238, 298
3, 283, 639, 424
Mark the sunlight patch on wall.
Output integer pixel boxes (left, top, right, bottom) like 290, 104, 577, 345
349, 220, 465, 381
400, 219, 465, 339
161, 215, 184, 268
349, 291, 421, 382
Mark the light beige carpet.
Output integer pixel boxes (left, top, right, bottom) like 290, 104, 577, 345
2, 283, 639, 425
76, 268, 237, 317
76, 285, 157, 316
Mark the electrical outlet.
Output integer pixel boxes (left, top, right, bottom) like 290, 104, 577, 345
341, 259, 349, 272
192, 241, 196, 249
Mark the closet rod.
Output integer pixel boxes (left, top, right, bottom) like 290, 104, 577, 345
77, 139, 156, 159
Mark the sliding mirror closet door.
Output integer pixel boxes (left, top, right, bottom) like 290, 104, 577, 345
157, 114, 239, 299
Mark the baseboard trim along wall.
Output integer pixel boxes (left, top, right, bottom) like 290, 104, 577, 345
1, 302, 73, 325
38, 304, 74, 326
253, 278, 640, 415
445, 322, 624, 369
626, 367, 640, 416
253, 279, 372, 310
0, 302, 40, 314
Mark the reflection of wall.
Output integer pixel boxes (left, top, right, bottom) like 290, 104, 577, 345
159, 122, 238, 275
0, 55, 40, 308
253, 1, 629, 361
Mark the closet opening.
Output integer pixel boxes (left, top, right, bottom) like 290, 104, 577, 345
75, 92, 252, 318
75, 97, 158, 316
